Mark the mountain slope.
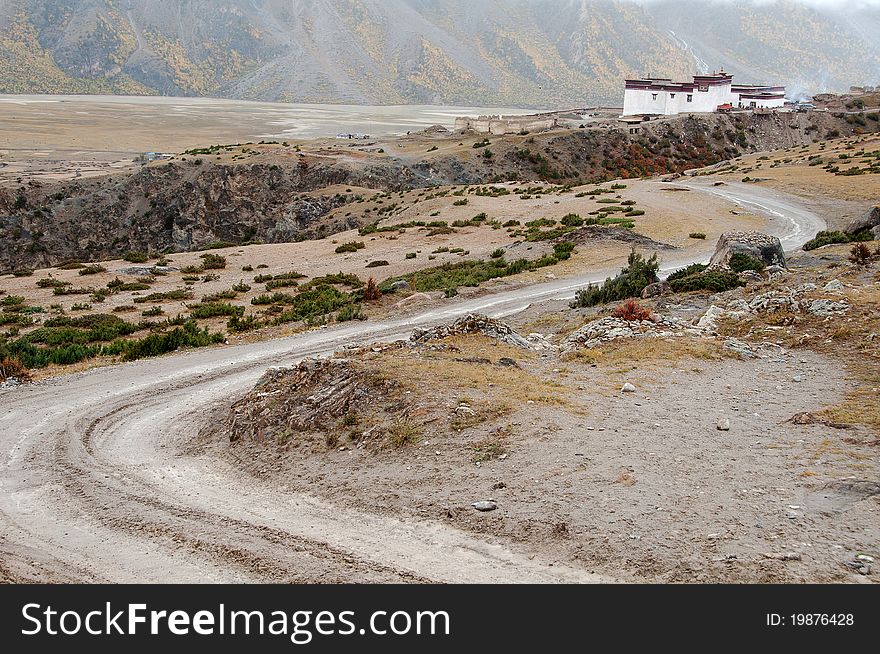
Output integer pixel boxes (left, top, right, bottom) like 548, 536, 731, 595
0, 0, 877, 106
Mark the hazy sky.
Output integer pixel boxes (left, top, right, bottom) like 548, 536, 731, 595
633, 0, 880, 7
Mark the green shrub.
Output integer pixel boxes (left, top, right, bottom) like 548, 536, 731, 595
570, 250, 659, 308
490, 249, 505, 259
366, 260, 390, 268
36, 278, 70, 289
189, 302, 244, 320
133, 289, 193, 304
729, 252, 766, 273
336, 303, 367, 322
669, 270, 743, 293
199, 253, 227, 270
78, 264, 107, 276
123, 251, 150, 263
335, 241, 366, 254
227, 315, 262, 333
802, 229, 871, 251
667, 263, 708, 282
561, 213, 584, 227
689, 232, 707, 240
1, 295, 25, 307
119, 322, 224, 362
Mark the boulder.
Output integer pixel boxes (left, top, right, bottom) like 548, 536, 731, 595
710, 231, 786, 270
390, 280, 411, 292
641, 281, 672, 299
738, 270, 764, 285
844, 205, 880, 235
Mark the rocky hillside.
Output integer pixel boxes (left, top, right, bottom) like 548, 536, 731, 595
1, 0, 878, 106
1, 108, 875, 272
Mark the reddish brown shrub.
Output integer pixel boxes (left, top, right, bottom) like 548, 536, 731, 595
850, 242, 872, 266
364, 277, 382, 302
0, 357, 30, 383
611, 299, 653, 322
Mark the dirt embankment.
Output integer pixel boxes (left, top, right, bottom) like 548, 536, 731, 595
208, 249, 880, 583
2, 110, 877, 272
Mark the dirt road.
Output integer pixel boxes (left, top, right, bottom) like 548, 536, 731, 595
0, 184, 825, 583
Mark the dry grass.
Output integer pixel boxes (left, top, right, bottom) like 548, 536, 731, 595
471, 426, 511, 462
371, 334, 567, 406
388, 418, 423, 448
569, 337, 728, 368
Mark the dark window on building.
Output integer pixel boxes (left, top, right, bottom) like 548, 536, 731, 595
651, 93, 658, 100
687, 94, 693, 102
670, 93, 676, 98
699, 85, 708, 92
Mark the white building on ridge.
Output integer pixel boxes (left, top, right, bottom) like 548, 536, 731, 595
622, 71, 786, 116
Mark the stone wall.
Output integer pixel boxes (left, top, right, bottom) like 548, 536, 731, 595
454, 114, 560, 135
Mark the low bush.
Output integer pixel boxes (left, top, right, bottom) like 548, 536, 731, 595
78, 264, 107, 276
0, 356, 30, 382
363, 277, 382, 302
227, 315, 262, 333
803, 229, 871, 251
570, 250, 659, 308
611, 300, 653, 322
336, 303, 367, 322
689, 232, 707, 240
335, 241, 366, 254
667, 263, 708, 282
199, 253, 227, 270
850, 242, 873, 266
669, 269, 743, 293
123, 251, 150, 263
729, 252, 765, 273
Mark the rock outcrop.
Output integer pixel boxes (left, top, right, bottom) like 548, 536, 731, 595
844, 205, 880, 235
411, 314, 533, 349
710, 231, 786, 270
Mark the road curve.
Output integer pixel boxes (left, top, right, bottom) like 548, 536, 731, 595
0, 184, 824, 583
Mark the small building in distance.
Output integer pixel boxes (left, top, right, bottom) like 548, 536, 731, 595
454, 113, 560, 135
622, 71, 785, 116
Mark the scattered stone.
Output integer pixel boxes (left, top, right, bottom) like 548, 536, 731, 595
472, 501, 497, 512
390, 280, 411, 292
562, 314, 699, 350
526, 333, 556, 351
696, 305, 728, 332
823, 279, 844, 292
763, 552, 802, 561
641, 281, 671, 299
497, 357, 519, 367
844, 560, 872, 575
738, 270, 764, 285
807, 299, 850, 316
411, 314, 533, 349
723, 339, 757, 358
765, 264, 786, 280
621, 383, 637, 394
786, 510, 798, 519
717, 418, 731, 431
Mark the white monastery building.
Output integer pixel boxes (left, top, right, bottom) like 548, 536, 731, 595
622, 71, 786, 116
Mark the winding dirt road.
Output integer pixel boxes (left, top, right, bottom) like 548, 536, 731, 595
0, 182, 825, 583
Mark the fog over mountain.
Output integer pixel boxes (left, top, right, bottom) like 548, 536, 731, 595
1, 0, 877, 106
